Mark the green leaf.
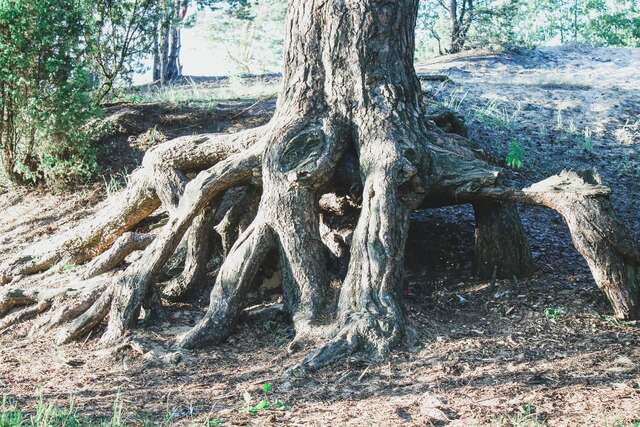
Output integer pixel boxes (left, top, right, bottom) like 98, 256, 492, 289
256, 400, 270, 410
261, 383, 273, 394
506, 140, 525, 169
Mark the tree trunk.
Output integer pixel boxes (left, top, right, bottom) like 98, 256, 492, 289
166, 26, 182, 81
154, 0, 182, 84
2, 0, 639, 372
178, 0, 427, 363
449, 0, 461, 53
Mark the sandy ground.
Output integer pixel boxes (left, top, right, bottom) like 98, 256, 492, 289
1, 46, 639, 426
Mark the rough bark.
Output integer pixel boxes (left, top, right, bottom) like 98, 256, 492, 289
0, 128, 262, 285
1, 0, 638, 371
450, 170, 640, 319
473, 201, 533, 279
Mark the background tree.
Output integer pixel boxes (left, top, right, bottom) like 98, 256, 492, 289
88, 0, 160, 102
153, 0, 253, 83
447, 0, 476, 53
415, 0, 640, 58
0, 0, 98, 187
208, 0, 287, 74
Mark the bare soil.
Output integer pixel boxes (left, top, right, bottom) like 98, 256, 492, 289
1, 46, 639, 426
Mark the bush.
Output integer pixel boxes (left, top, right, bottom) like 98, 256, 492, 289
0, 0, 99, 188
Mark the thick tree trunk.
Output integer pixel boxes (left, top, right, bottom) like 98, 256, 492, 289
1, 0, 638, 372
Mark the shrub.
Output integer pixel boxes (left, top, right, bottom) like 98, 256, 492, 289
0, 0, 99, 188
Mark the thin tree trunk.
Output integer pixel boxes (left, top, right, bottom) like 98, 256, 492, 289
449, 0, 460, 53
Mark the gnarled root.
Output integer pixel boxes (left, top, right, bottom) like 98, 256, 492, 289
82, 232, 154, 279
100, 143, 263, 344
459, 170, 640, 320
0, 276, 109, 342
0, 128, 264, 285
0, 127, 264, 343
215, 186, 261, 256
295, 138, 413, 371
161, 207, 217, 302
161, 186, 262, 302
179, 117, 344, 349
178, 222, 276, 348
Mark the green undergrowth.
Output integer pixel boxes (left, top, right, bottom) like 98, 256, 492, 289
121, 77, 279, 109
1, 384, 290, 426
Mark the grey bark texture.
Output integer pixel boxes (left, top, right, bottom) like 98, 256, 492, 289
0, 1, 638, 371
473, 201, 533, 279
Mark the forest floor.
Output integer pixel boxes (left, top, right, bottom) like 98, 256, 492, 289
0, 46, 639, 426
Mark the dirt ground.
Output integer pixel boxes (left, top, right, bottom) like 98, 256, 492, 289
1, 46, 639, 426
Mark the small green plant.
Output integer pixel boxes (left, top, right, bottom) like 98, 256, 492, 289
1, 396, 23, 427
492, 403, 545, 426
506, 140, 525, 169
581, 127, 594, 152
246, 383, 288, 416
126, 94, 145, 104
248, 399, 270, 416
472, 98, 521, 130
436, 86, 468, 112
1, 391, 127, 427
604, 418, 640, 427
110, 393, 124, 427
61, 263, 77, 273
102, 171, 130, 200
519, 404, 536, 417
206, 418, 224, 427
543, 307, 565, 321
555, 109, 564, 131
620, 159, 640, 178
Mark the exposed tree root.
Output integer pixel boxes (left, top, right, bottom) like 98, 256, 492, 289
162, 207, 217, 302
0, 276, 109, 340
99, 143, 263, 344
0, 128, 263, 285
178, 222, 276, 348
473, 201, 533, 279
461, 170, 640, 319
1, 0, 638, 375
215, 186, 261, 256
81, 232, 154, 279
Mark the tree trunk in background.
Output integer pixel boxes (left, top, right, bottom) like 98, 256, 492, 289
153, 19, 161, 81
153, 0, 183, 83
449, 0, 461, 53
166, 25, 182, 81
447, 0, 473, 54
